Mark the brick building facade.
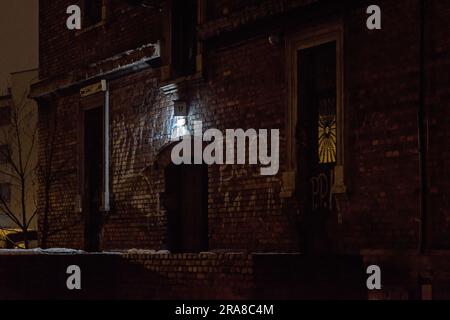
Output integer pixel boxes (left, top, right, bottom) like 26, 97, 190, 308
28, 0, 450, 298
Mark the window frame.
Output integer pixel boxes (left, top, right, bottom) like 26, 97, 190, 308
161, 0, 205, 82
77, 85, 109, 214
0, 183, 11, 204
285, 22, 346, 196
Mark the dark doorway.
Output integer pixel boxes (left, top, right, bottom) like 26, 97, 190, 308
297, 41, 337, 254
163, 164, 208, 253
83, 107, 103, 252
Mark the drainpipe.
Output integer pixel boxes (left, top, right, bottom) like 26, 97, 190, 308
102, 79, 111, 212
418, 0, 428, 254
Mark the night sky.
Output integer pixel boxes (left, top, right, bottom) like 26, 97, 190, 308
0, 1, 38, 94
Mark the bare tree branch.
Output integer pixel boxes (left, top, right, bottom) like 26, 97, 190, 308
0, 80, 38, 248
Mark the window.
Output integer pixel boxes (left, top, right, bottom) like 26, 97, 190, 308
0, 145, 9, 165
0, 184, 11, 203
0, 106, 11, 127
171, 0, 198, 77
83, 0, 105, 28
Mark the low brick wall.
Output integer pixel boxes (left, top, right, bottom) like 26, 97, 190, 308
0, 251, 366, 300
252, 254, 366, 300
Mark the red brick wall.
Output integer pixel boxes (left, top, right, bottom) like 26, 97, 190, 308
4, 250, 450, 300
36, 0, 450, 254
342, 0, 423, 250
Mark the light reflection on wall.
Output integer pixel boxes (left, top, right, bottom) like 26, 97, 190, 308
171, 116, 189, 140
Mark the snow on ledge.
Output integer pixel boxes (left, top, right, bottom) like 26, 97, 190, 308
0, 248, 86, 255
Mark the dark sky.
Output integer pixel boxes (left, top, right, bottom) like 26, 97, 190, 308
0, 0, 38, 94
